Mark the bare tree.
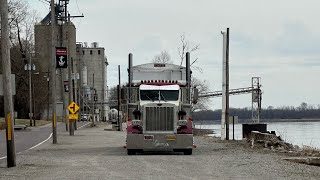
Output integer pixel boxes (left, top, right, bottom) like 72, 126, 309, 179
192, 77, 210, 111
152, 50, 173, 64
177, 34, 210, 110
108, 86, 118, 102
148, 34, 210, 112
178, 33, 200, 69
1, 0, 29, 42
0, 0, 36, 57
0, 0, 43, 119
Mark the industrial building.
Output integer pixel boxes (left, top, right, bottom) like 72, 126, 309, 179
76, 42, 109, 121
34, 23, 76, 118
34, 1, 109, 120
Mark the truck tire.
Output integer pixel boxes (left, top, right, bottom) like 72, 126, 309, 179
183, 149, 192, 155
127, 149, 136, 155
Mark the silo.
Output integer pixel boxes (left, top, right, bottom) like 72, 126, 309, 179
82, 66, 88, 87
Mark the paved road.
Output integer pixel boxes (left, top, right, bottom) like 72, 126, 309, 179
0, 123, 319, 180
0, 121, 89, 159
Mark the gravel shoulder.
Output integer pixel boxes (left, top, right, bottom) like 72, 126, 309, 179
0, 122, 319, 180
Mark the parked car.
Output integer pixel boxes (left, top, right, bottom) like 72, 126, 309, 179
81, 114, 91, 121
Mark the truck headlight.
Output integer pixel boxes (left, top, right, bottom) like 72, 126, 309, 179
177, 120, 188, 126
132, 120, 142, 126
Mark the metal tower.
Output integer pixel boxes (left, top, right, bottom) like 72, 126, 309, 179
251, 77, 262, 123
198, 77, 263, 123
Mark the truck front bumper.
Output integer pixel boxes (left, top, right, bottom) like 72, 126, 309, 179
126, 133, 193, 151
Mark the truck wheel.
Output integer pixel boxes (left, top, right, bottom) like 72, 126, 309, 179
127, 149, 136, 155
183, 149, 192, 155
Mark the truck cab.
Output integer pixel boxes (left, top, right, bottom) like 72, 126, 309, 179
124, 54, 197, 155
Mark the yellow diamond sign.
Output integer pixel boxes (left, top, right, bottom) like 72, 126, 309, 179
67, 101, 80, 114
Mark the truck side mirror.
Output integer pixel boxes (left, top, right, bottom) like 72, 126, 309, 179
192, 87, 198, 104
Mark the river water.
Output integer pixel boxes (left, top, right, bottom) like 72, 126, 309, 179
194, 121, 320, 149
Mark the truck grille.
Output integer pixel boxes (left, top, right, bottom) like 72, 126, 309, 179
145, 106, 174, 131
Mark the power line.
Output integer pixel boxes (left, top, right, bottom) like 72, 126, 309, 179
35, 0, 51, 17
37, 0, 50, 9
72, 0, 83, 31
75, 0, 82, 15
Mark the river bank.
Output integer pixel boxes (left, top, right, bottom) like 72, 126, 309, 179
195, 127, 320, 167
194, 118, 320, 125
195, 121, 320, 150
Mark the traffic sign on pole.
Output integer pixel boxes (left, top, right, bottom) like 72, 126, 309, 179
67, 101, 80, 114
68, 113, 78, 120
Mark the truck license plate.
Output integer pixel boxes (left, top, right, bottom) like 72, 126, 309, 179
144, 135, 154, 140
166, 135, 176, 141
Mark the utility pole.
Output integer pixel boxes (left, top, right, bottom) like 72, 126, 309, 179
57, 2, 83, 131
51, 0, 57, 144
1, 0, 16, 167
67, 13, 74, 135
47, 74, 50, 121
61, 70, 67, 131
117, 65, 121, 131
61, 0, 68, 132
226, 28, 230, 140
91, 73, 95, 127
221, 28, 230, 140
72, 57, 77, 130
29, 54, 33, 126
33, 82, 36, 126
78, 55, 82, 122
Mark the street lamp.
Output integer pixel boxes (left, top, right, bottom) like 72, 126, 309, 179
34, 72, 50, 123
24, 60, 35, 126
44, 75, 50, 121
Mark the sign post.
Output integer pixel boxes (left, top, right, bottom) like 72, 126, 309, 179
67, 101, 80, 136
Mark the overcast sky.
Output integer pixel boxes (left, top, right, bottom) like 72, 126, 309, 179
31, 0, 320, 109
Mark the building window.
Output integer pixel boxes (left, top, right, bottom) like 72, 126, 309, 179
98, 50, 101, 55
90, 50, 93, 55
83, 50, 85, 55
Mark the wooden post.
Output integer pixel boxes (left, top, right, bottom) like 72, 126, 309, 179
117, 65, 121, 131
67, 13, 74, 134
1, 0, 16, 167
51, 0, 57, 144
225, 28, 230, 140
232, 116, 235, 140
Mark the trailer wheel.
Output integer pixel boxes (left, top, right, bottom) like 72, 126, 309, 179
183, 149, 192, 155
127, 149, 136, 155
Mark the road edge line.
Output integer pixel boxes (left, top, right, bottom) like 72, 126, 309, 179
0, 133, 53, 160
0, 122, 90, 160
25, 133, 53, 152
78, 122, 90, 129
0, 156, 7, 160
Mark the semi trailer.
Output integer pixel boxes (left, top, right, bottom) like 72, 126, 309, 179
123, 52, 198, 155
108, 108, 123, 124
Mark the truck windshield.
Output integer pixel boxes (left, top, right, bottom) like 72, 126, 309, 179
140, 90, 179, 101
140, 90, 159, 101
160, 90, 179, 101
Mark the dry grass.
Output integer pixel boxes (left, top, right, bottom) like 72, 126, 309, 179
294, 145, 320, 157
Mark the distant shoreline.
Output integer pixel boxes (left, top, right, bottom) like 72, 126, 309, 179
194, 118, 320, 124
260, 118, 320, 123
